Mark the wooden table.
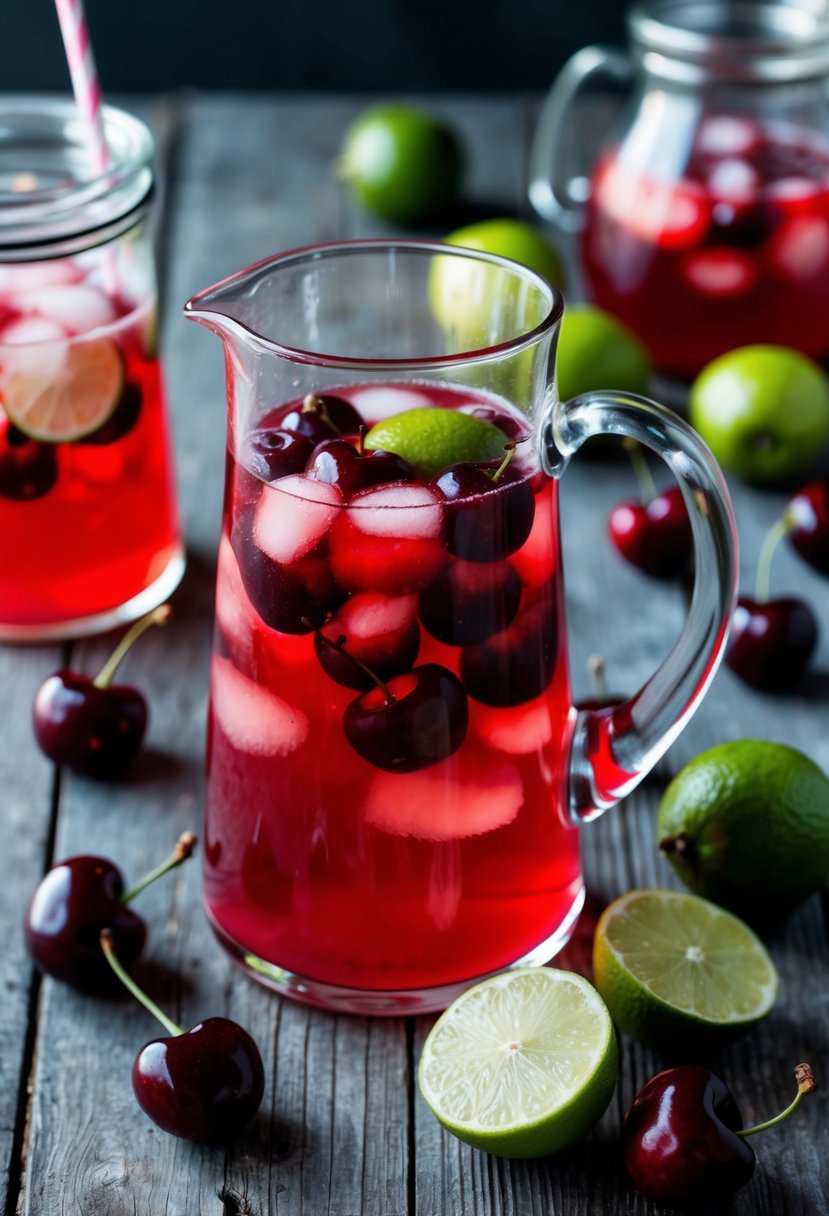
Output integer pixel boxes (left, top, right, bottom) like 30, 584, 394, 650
2, 94, 827, 1216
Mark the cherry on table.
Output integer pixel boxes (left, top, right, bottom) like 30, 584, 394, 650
434, 444, 535, 563
0, 414, 58, 501
24, 832, 196, 990
608, 442, 692, 580
784, 478, 829, 574
32, 605, 171, 778
622, 1062, 817, 1207
100, 930, 264, 1142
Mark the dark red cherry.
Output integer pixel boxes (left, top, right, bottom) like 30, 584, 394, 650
0, 416, 58, 500
81, 382, 143, 445
24, 857, 145, 989
434, 459, 535, 562
343, 663, 468, 771
306, 437, 413, 496
32, 605, 170, 778
460, 584, 557, 706
314, 592, 420, 689
726, 595, 817, 690
785, 479, 829, 574
132, 1017, 265, 1142
609, 485, 692, 579
247, 426, 315, 482
268, 392, 364, 443
461, 404, 525, 441
622, 1065, 755, 1206
419, 557, 522, 646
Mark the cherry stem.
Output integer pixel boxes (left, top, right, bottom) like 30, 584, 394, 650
119, 831, 198, 905
100, 929, 184, 1038
738, 1064, 818, 1138
490, 441, 517, 485
623, 437, 658, 506
317, 631, 396, 704
303, 393, 343, 436
587, 655, 609, 702
93, 604, 172, 690
754, 514, 795, 603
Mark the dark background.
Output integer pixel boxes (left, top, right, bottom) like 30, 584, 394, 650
10, 0, 626, 93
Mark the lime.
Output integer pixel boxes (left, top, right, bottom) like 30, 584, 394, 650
557, 305, 651, 401
442, 218, 565, 289
336, 103, 463, 225
689, 345, 829, 484
593, 889, 778, 1048
418, 967, 618, 1159
657, 739, 829, 924
365, 406, 507, 478
3, 337, 124, 442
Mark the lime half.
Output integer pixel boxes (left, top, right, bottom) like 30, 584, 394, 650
418, 967, 617, 1158
593, 889, 778, 1048
365, 406, 507, 478
3, 336, 123, 442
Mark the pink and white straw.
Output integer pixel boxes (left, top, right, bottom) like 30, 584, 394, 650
54, 0, 109, 174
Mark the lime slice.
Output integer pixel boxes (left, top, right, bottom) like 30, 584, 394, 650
3, 336, 124, 442
418, 967, 618, 1158
365, 407, 507, 478
593, 889, 778, 1048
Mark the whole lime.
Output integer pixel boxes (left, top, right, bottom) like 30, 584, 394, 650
689, 345, 829, 484
657, 739, 829, 924
337, 104, 463, 225
556, 306, 651, 401
442, 218, 565, 289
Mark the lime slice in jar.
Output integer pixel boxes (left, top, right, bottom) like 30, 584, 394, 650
365, 406, 507, 478
2, 336, 124, 442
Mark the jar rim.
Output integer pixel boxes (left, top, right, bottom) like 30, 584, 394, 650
0, 96, 154, 255
628, 0, 829, 83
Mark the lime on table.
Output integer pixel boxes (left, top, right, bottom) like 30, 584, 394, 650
557, 305, 651, 401
418, 967, 618, 1159
593, 889, 778, 1049
366, 406, 507, 478
2, 336, 123, 442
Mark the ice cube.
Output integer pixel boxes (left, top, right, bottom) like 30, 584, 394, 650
348, 484, 443, 539
348, 385, 434, 421
214, 533, 255, 659
706, 158, 759, 201
338, 592, 418, 639
211, 655, 309, 756
682, 248, 757, 296
361, 751, 523, 840
0, 316, 69, 379
695, 116, 760, 159
769, 215, 829, 280
12, 284, 116, 335
0, 260, 82, 292
253, 475, 343, 565
472, 693, 554, 755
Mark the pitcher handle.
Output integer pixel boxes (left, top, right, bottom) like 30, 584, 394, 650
542, 390, 739, 823
528, 45, 633, 230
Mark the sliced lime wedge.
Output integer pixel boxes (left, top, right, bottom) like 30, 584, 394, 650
3, 336, 124, 442
418, 966, 617, 1158
593, 889, 778, 1048
365, 406, 507, 478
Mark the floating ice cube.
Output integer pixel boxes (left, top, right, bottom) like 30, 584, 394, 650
337, 592, 418, 639
348, 385, 434, 422
211, 655, 309, 756
706, 158, 759, 201
0, 260, 82, 292
254, 475, 343, 565
765, 176, 821, 205
695, 116, 759, 158
361, 751, 523, 840
348, 484, 442, 539
770, 215, 829, 280
682, 249, 757, 296
214, 533, 255, 658
473, 693, 554, 755
12, 284, 116, 335
0, 316, 68, 379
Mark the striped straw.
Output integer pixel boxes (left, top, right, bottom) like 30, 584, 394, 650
54, 0, 109, 174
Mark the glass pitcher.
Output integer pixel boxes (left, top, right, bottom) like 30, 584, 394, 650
529, 0, 829, 381
186, 240, 737, 1014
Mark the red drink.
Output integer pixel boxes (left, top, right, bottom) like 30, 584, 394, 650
203, 382, 582, 1003
581, 116, 829, 378
0, 260, 181, 633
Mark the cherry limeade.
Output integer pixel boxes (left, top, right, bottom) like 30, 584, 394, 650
204, 381, 583, 996
0, 259, 179, 630
582, 116, 829, 378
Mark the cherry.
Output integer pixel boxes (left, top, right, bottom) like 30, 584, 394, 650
784, 478, 829, 574
622, 1063, 817, 1208
419, 557, 522, 646
306, 435, 413, 496
23, 832, 196, 990
81, 382, 143, 445
314, 593, 420, 689
268, 391, 364, 444
0, 415, 58, 501
434, 446, 535, 563
32, 605, 170, 778
100, 930, 264, 1141
343, 663, 468, 772
246, 426, 315, 482
460, 584, 558, 706
608, 442, 692, 579
725, 514, 818, 690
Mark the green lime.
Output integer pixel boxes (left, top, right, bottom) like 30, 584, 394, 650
689, 345, 829, 484
3, 337, 124, 442
557, 305, 651, 401
657, 739, 829, 924
442, 218, 565, 288
365, 406, 507, 478
336, 103, 463, 225
593, 889, 778, 1048
418, 966, 618, 1159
